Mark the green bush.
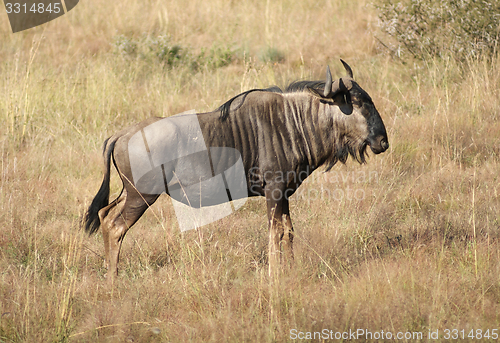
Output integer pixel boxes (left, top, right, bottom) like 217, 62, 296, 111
259, 46, 285, 63
112, 35, 237, 70
376, 0, 500, 60
144, 35, 184, 66
193, 45, 235, 70
113, 35, 185, 67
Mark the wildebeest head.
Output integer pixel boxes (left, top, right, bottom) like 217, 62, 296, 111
308, 60, 389, 162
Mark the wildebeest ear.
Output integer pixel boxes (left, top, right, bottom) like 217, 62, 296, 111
307, 85, 353, 114
308, 77, 346, 99
307, 86, 329, 100
307, 86, 338, 104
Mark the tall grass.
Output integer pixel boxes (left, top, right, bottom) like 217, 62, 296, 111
1, 0, 500, 342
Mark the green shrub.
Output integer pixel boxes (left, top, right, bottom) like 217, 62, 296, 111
112, 35, 237, 70
376, 0, 500, 60
259, 46, 285, 63
113, 35, 138, 56
195, 45, 236, 70
113, 35, 186, 67
144, 35, 184, 65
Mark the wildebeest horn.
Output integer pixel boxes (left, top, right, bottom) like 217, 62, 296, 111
329, 77, 354, 97
324, 66, 333, 97
340, 59, 353, 78
330, 79, 343, 95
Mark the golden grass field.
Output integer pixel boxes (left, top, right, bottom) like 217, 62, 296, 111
1, 0, 500, 341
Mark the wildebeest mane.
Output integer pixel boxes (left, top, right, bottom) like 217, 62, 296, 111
217, 80, 328, 121
218, 86, 283, 121
284, 80, 325, 93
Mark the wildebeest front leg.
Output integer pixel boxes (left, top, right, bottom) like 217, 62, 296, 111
281, 201, 294, 264
267, 206, 282, 278
266, 189, 292, 277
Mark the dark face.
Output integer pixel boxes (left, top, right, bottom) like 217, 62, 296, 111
351, 86, 389, 154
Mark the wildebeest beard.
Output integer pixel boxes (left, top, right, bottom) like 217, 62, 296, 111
324, 137, 369, 172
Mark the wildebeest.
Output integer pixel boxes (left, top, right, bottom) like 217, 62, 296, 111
84, 60, 389, 280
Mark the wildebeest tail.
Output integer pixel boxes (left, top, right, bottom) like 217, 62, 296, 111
84, 136, 118, 236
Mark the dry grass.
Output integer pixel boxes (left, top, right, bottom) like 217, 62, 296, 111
1, 0, 500, 342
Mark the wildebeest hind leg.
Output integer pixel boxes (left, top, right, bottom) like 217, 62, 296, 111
99, 189, 159, 281
97, 201, 117, 271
